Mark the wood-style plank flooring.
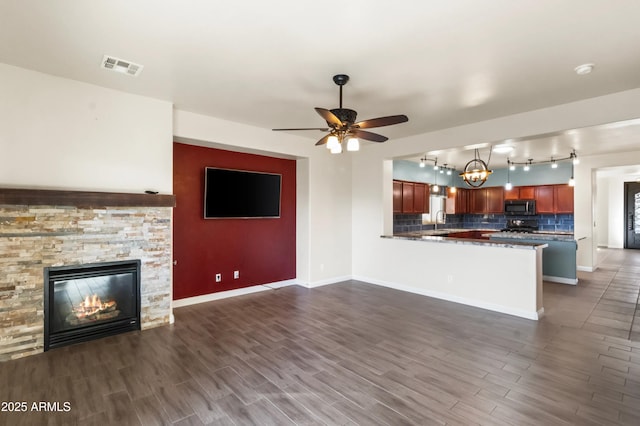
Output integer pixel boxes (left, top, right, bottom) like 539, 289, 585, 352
1, 248, 640, 425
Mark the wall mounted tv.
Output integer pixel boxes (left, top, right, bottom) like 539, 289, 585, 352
204, 167, 282, 219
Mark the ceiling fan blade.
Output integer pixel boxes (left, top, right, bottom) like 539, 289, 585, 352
315, 107, 342, 127
349, 129, 388, 143
354, 114, 408, 129
315, 134, 332, 146
272, 127, 329, 131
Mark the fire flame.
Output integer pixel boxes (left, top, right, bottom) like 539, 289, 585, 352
73, 294, 116, 319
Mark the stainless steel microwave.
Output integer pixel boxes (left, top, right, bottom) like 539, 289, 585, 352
504, 199, 536, 215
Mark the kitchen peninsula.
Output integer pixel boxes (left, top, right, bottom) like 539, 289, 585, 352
489, 231, 579, 284
380, 232, 547, 320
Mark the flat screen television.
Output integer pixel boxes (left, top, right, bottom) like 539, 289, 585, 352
204, 167, 281, 218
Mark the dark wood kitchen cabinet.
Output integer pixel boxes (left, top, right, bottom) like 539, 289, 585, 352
500, 184, 574, 214
469, 188, 486, 214
535, 185, 555, 214
504, 185, 535, 200
446, 188, 469, 214
394, 180, 429, 214
469, 187, 504, 214
554, 185, 574, 213
413, 182, 428, 213
519, 186, 535, 199
393, 180, 402, 213
485, 186, 504, 213
401, 181, 414, 213
504, 187, 519, 200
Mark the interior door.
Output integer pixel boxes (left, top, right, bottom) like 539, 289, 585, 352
624, 182, 640, 249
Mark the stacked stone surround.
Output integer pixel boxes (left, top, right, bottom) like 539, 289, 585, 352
0, 204, 173, 362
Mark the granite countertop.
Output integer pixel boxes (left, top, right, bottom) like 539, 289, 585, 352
488, 231, 577, 242
403, 228, 498, 237
381, 233, 547, 250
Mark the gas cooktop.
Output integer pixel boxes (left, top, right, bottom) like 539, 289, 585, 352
501, 219, 539, 233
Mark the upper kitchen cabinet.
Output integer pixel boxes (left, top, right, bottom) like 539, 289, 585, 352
504, 187, 519, 200
394, 180, 429, 214
446, 188, 469, 214
534, 184, 573, 214
535, 185, 555, 214
486, 186, 504, 213
504, 186, 535, 200
519, 186, 535, 199
401, 181, 414, 213
414, 182, 429, 213
469, 187, 504, 214
469, 188, 486, 214
554, 185, 574, 213
393, 180, 402, 213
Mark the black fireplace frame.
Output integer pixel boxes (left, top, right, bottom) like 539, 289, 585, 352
44, 260, 141, 351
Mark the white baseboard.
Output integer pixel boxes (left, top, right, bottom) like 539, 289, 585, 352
543, 275, 578, 285
172, 279, 298, 308
577, 265, 594, 272
304, 275, 353, 289
352, 275, 541, 321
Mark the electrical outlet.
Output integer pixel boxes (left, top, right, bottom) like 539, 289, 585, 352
233, 270, 239, 279
447, 274, 453, 283
215, 273, 222, 282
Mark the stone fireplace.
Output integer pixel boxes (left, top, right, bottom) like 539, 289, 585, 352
0, 188, 175, 361
44, 259, 142, 350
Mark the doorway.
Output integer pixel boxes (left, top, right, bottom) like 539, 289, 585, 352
624, 182, 640, 249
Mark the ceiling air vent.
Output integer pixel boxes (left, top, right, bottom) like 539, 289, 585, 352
101, 55, 144, 77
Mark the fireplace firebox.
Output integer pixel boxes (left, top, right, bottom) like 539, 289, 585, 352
44, 260, 141, 351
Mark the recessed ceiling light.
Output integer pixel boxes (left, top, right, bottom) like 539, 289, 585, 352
574, 63, 594, 75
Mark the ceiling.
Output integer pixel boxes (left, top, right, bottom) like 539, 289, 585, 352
2, 1, 640, 163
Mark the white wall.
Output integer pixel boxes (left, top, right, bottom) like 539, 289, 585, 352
172, 110, 353, 287
595, 176, 610, 247
0, 63, 172, 193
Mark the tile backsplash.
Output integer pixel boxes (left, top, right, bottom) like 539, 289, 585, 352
393, 213, 574, 234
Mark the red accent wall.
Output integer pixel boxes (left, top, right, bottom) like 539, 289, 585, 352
173, 143, 296, 300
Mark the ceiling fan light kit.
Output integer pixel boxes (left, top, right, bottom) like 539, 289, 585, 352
273, 74, 408, 153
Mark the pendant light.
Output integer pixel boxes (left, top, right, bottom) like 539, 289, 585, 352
460, 148, 493, 188
432, 165, 439, 192
505, 160, 513, 190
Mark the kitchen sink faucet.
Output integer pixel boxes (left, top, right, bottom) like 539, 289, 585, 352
435, 210, 446, 230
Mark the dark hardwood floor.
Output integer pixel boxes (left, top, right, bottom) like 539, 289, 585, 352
1, 248, 640, 425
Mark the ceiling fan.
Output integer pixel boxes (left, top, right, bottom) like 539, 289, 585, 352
272, 74, 409, 153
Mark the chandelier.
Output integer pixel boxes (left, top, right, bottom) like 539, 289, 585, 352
460, 149, 493, 187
